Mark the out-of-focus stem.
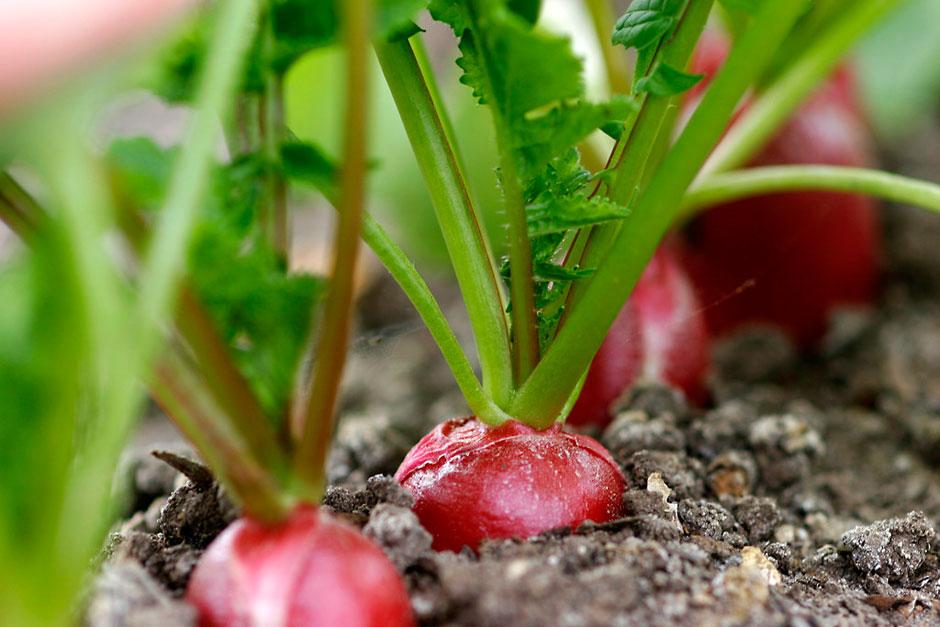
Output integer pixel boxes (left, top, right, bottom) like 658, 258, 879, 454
292, 0, 371, 501
151, 349, 290, 522
681, 165, 940, 219
585, 0, 631, 94
701, 0, 902, 176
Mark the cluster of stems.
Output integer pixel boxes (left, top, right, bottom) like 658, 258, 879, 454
368, 0, 933, 431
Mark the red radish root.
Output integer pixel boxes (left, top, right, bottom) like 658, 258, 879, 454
396, 418, 626, 552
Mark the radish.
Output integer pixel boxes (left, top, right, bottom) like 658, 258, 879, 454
186, 504, 414, 627
631, 244, 711, 403
567, 245, 710, 428
395, 417, 626, 552
680, 31, 880, 346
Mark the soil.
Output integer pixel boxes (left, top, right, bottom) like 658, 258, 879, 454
86, 130, 940, 625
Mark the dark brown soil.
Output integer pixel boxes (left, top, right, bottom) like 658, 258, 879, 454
87, 142, 940, 625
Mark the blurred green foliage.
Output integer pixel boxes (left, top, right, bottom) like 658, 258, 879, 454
0, 242, 86, 626
857, 0, 940, 139
108, 138, 324, 422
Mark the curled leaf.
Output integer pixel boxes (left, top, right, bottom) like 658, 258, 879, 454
635, 62, 703, 97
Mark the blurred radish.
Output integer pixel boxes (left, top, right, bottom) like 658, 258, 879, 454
680, 31, 880, 346
567, 245, 710, 428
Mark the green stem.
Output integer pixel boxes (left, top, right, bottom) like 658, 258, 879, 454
555, 0, 713, 339
360, 214, 511, 425
375, 37, 514, 407
511, 0, 810, 425
37, 111, 136, 583
261, 74, 289, 264
681, 165, 940, 218
701, 0, 901, 176
234, 96, 252, 153
766, 0, 856, 84
603, 0, 712, 207
0, 172, 42, 239
610, 0, 715, 203
496, 126, 540, 383
261, 8, 289, 264
293, 0, 370, 500
586, 0, 631, 95
151, 349, 290, 522
460, 2, 540, 383
299, 174, 508, 425
413, 37, 468, 175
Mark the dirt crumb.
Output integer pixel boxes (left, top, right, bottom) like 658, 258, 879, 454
841, 511, 936, 584
363, 503, 433, 572
84, 562, 196, 627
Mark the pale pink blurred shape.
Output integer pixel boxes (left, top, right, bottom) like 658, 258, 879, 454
0, 0, 197, 117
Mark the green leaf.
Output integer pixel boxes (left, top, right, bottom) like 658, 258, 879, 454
269, 0, 340, 72
429, 0, 471, 33
513, 96, 635, 179
612, 0, 686, 51
507, 0, 541, 24
533, 261, 594, 281
430, 0, 634, 347
536, 305, 563, 353
613, 0, 688, 80
108, 138, 176, 210
600, 121, 625, 140
377, 0, 431, 40
527, 193, 630, 237
146, 17, 210, 102
152, 0, 428, 101
523, 149, 591, 203
272, 0, 430, 70
273, 0, 428, 54
442, 5, 583, 121
433, 1, 628, 190
147, 11, 265, 101
635, 62, 703, 97
190, 223, 324, 418
280, 140, 338, 195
